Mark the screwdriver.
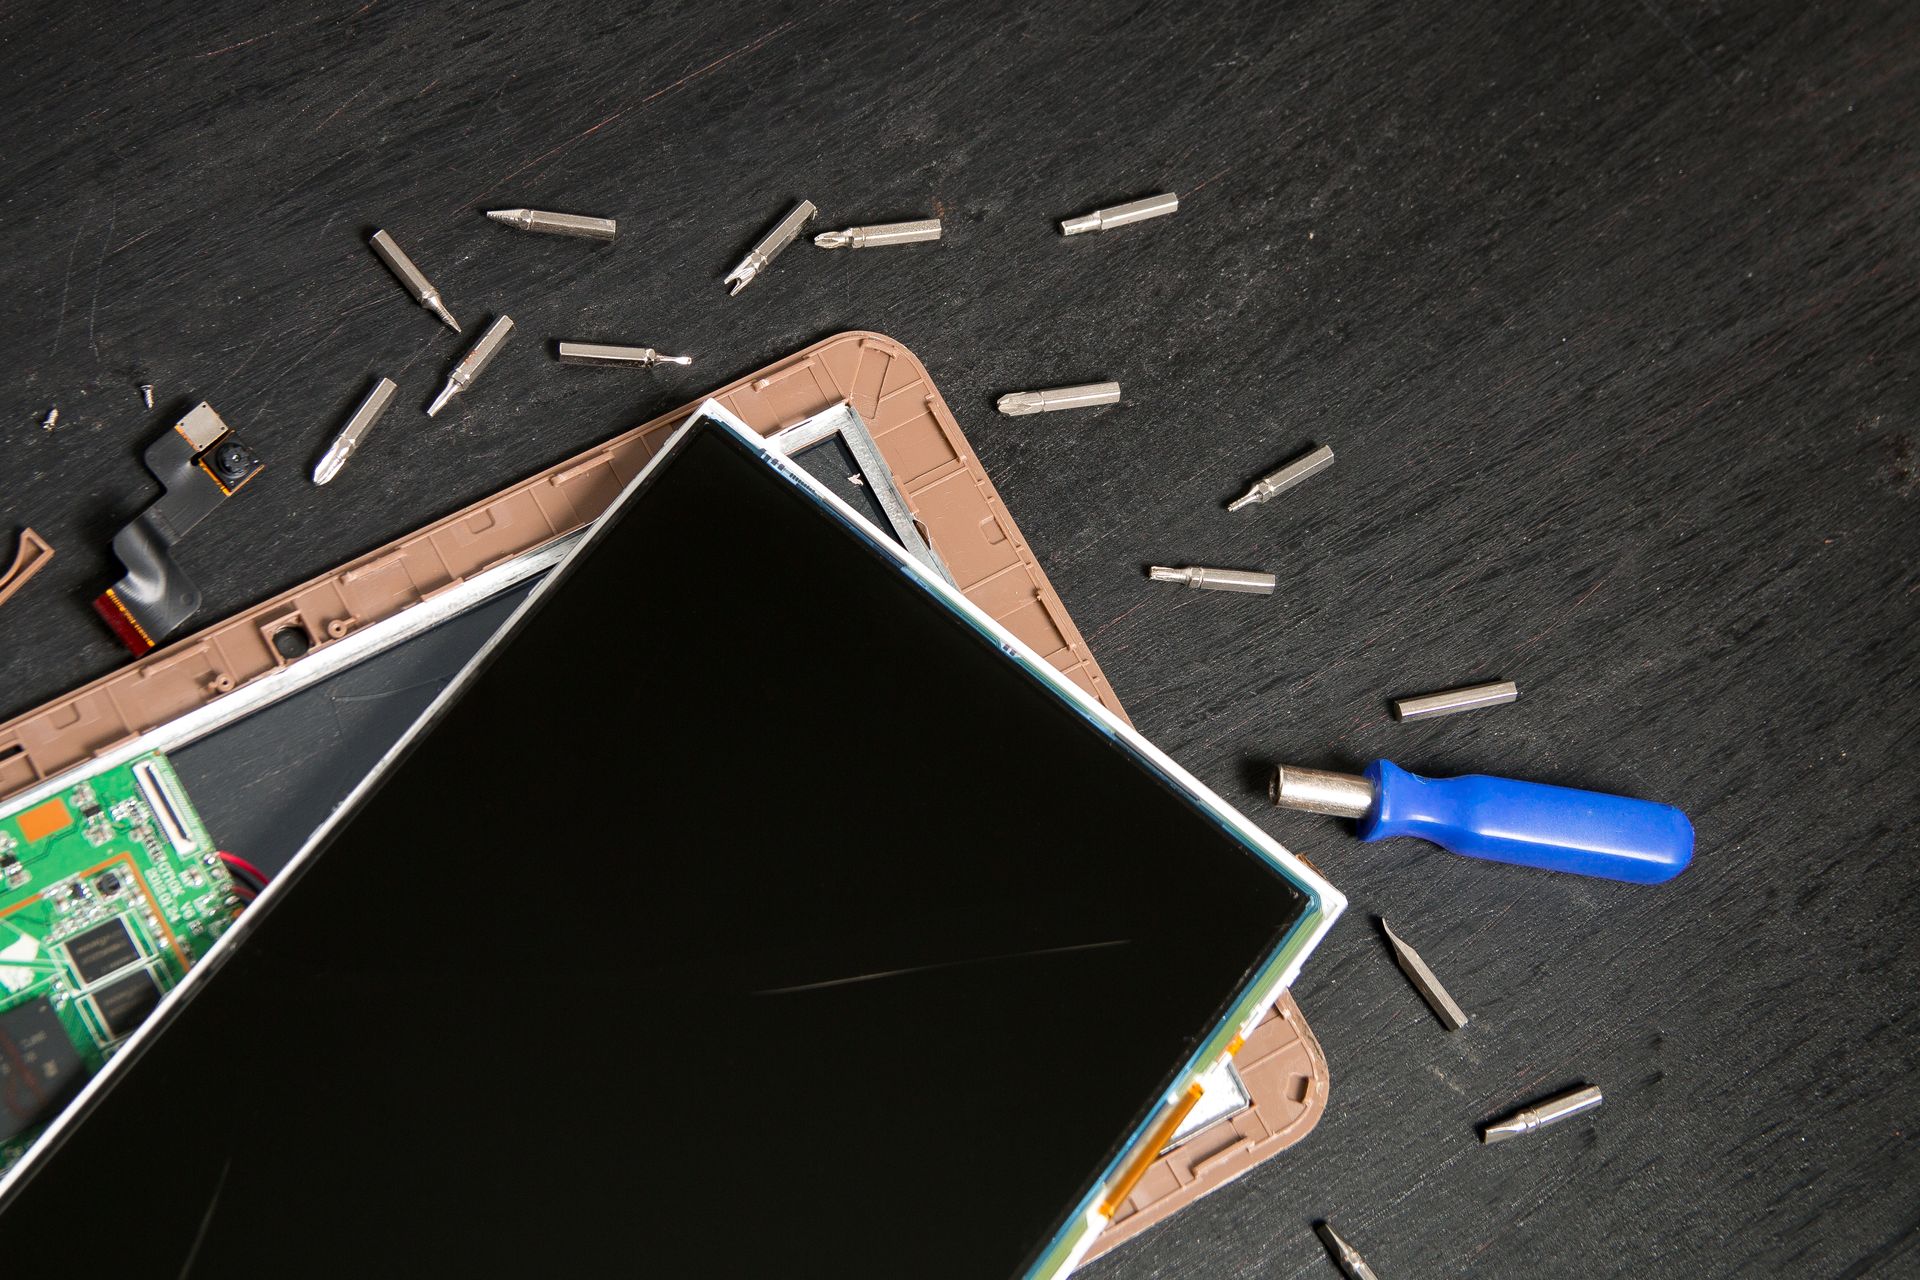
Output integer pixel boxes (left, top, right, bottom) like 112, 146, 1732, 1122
1269, 760, 1693, 884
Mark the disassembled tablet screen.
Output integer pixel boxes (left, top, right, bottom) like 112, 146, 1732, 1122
0, 405, 1340, 1277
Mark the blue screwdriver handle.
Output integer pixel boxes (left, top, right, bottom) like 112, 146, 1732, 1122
1357, 760, 1694, 884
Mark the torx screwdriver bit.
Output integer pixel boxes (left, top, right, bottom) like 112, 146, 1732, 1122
1060, 192, 1178, 236
1392, 680, 1519, 722
996, 382, 1121, 416
555, 342, 692, 369
428, 315, 514, 417
1481, 1084, 1603, 1145
725, 199, 816, 295
313, 376, 399, 485
486, 208, 617, 242
369, 229, 461, 333
1228, 443, 1335, 511
1379, 918, 1468, 1031
1313, 1222, 1383, 1280
1147, 565, 1276, 595
814, 218, 942, 249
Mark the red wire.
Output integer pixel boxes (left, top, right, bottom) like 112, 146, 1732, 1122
216, 850, 271, 888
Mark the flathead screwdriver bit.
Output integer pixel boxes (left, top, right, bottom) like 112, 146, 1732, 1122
428, 315, 514, 417
1148, 565, 1276, 595
1481, 1084, 1603, 1145
556, 342, 692, 369
486, 208, 617, 242
1060, 192, 1178, 236
369, 229, 461, 333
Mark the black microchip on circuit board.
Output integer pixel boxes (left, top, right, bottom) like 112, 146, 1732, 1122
0, 998, 86, 1145
64, 917, 142, 984
91, 971, 162, 1041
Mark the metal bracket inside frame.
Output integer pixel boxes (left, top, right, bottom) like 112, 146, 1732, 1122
764, 402, 957, 587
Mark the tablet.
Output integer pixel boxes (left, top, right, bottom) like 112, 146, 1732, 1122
0, 402, 1342, 1277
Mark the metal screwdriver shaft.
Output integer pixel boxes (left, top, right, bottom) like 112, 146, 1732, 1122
1314, 1221, 1383, 1280
814, 218, 942, 249
555, 342, 692, 368
1060, 192, 1178, 236
1481, 1085, 1604, 1145
313, 377, 398, 485
486, 208, 617, 242
428, 315, 515, 417
1228, 444, 1335, 511
725, 200, 816, 295
996, 382, 1121, 416
369, 230, 461, 333
1148, 565, 1277, 595
1379, 918, 1468, 1031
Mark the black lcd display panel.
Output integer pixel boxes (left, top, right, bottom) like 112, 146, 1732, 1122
0, 412, 1333, 1276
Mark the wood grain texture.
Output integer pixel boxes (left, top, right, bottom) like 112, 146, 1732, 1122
1, 1, 1916, 1275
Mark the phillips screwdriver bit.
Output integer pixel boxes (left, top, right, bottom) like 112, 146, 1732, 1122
313, 376, 398, 485
1481, 1084, 1603, 1145
1148, 565, 1277, 595
1060, 192, 1178, 236
725, 199, 816, 295
555, 342, 692, 369
1378, 918, 1468, 1031
369, 229, 461, 333
814, 218, 942, 249
1313, 1222, 1382, 1280
486, 208, 617, 242
1228, 443, 1335, 511
996, 382, 1121, 416
428, 315, 514, 417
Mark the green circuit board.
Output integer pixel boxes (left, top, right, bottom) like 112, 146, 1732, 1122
0, 752, 238, 1172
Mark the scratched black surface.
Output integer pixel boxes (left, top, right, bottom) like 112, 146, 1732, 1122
2, 2, 1917, 1276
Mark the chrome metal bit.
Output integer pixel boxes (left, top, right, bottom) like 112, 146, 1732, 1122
555, 342, 692, 369
369, 229, 460, 333
1147, 565, 1276, 596
1314, 1221, 1382, 1280
1228, 444, 1335, 511
1392, 680, 1519, 722
1379, 918, 1468, 1031
486, 208, 617, 242
814, 218, 941, 249
313, 377, 399, 485
725, 199, 816, 295
427, 315, 514, 417
1060, 192, 1178, 236
996, 382, 1121, 416
1481, 1084, 1604, 1145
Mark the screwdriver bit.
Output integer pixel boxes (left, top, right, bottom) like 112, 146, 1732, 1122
1392, 680, 1518, 721
996, 382, 1120, 416
369, 229, 461, 333
428, 315, 514, 417
486, 208, 617, 242
814, 218, 942, 249
1313, 1221, 1382, 1280
1481, 1085, 1603, 1144
1228, 444, 1335, 511
1378, 918, 1468, 1031
313, 376, 398, 485
1148, 565, 1276, 595
1060, 192, 1178, 236
555, 342, 692, 369
725, 199, 816, 295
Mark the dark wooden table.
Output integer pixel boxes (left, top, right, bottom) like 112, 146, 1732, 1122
3, 2, 1915, 1275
